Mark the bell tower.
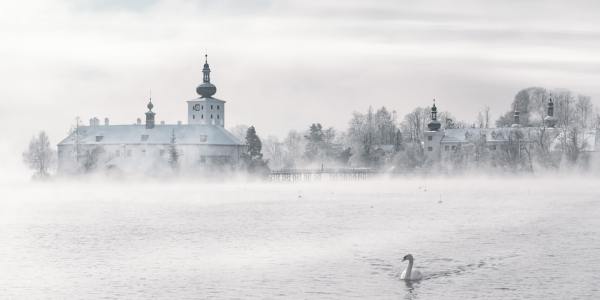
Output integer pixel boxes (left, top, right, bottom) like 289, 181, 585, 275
187, 55, 226, 127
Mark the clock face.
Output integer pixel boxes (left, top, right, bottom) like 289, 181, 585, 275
193, 104, 201, 111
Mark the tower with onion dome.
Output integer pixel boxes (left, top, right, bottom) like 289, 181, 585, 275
424, 99, 445, 161
187, 55, 226, 127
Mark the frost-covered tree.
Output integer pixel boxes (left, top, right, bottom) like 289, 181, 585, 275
22, 131, 55, 177
81, 146, 105, 173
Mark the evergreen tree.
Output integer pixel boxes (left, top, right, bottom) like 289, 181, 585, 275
167, 129, 179, 170
243, 126, 269, 175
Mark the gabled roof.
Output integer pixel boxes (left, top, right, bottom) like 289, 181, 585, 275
58, 124, 243, 146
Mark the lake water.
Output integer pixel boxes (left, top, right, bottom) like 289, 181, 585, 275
1, 177, 599, 299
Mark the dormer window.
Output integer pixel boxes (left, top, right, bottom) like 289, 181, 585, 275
141, 134, 149, 141
95, 136, 103, 142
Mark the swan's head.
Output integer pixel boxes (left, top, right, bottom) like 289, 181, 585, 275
402, 254, 414, 262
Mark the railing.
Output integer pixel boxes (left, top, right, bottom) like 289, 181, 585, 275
269, 168, 376, 181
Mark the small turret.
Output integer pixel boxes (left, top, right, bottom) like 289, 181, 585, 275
511, 110, 521, 128
544, 98, 557, 128
145, 97, 156, 129
427, 99, 441, 131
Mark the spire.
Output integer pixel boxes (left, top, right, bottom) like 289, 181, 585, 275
196, 54, 217, 97
431, 98, 438, 121
203, 54, 211, 83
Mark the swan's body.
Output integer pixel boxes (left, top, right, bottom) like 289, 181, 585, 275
400, 254, 423, 281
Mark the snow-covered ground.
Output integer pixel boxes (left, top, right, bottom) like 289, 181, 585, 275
1, 177, 599, 299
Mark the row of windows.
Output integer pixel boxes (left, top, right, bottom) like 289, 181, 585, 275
197, 105, 220, 110
192, 114, 220, 120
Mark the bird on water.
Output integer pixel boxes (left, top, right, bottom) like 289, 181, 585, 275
400, 254, 423, 281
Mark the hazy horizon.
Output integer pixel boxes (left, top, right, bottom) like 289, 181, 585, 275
3, 0, 600, 176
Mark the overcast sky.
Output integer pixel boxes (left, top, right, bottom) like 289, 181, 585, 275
2, 0, 600, 174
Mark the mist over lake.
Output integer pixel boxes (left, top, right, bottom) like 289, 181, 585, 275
1, 177, 598, 299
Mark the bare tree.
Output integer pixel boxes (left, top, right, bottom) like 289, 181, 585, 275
23, 131, 55, 177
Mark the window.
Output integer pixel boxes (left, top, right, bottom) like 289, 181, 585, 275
211, 105, 213, 110
116, 150, 120, 156
141, 149, 146, 155
211, 114, 213, 119
199, 135, 207, 142
427, 146, 433, 151
159, 149, 165, 156
451, 145, 456, 150
193, 114, 195, 119
427, 136, 432, 141
127, 149, 132, 157
201, 114, 204, 119
200, 156, 206, 163
444, 145, 449, 151
201, 105, 204, 110
217, 114, 219, 119
141, 134, 149, 141
95, 136, 103, 142
217, 105, 220, 110
490, 145, 497, 151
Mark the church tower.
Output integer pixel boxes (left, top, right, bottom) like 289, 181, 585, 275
424, 99, 445, 162
187, 55, 226, 127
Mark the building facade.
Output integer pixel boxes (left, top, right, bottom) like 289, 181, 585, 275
423, 99, 600, 165
57, 56, 246, 174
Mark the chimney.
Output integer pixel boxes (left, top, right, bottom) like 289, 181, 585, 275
177, 120, 182, 125
104, 118, 109, 126
137, 118, 141, 125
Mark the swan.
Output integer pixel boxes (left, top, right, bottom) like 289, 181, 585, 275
400, 254, 423, 281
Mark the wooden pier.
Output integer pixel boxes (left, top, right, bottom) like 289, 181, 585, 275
269, 168, 376, 182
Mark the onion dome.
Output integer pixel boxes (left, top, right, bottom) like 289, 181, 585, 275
196, 54, 217, 98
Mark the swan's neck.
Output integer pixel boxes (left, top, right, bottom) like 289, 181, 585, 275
405, 259, 414, 278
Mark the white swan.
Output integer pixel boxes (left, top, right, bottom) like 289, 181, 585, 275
400, 254, 423, 281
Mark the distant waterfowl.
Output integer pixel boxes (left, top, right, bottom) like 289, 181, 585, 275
400, 254, 423, 281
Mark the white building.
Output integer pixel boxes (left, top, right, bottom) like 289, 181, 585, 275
57, 56, 246, 174
424, 99, 600, 164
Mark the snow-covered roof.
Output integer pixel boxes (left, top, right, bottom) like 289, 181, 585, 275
58, 124, 243, 146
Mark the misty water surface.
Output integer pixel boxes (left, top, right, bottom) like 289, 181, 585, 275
0, 177, 599, 299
